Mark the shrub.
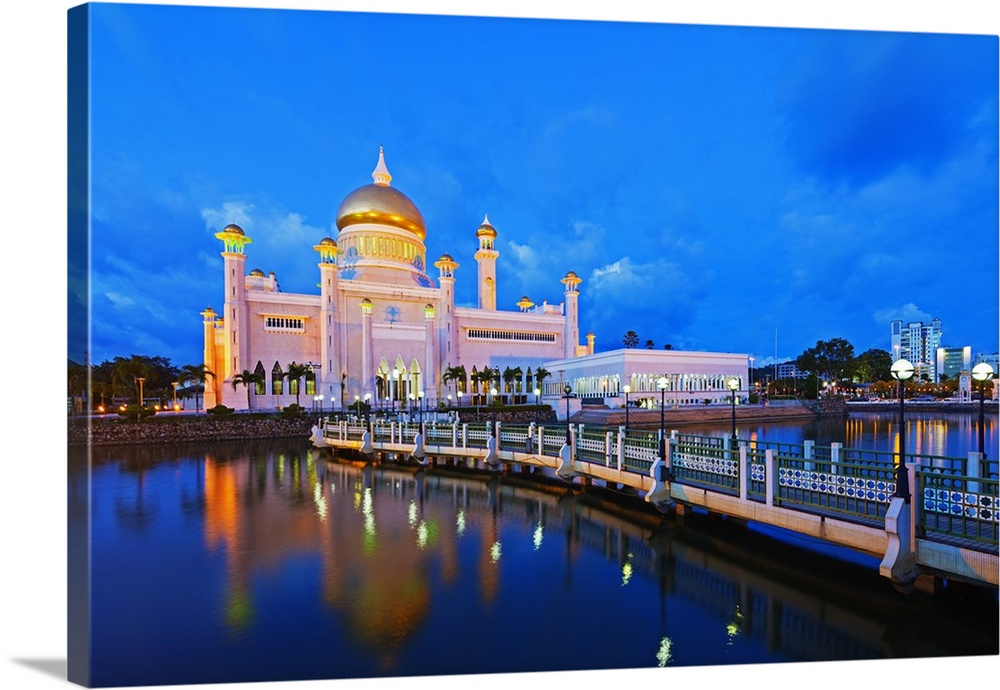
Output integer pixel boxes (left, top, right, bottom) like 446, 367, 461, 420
282, 404, 305, 417
117, 404, 156, 422
207, 404, 234, 415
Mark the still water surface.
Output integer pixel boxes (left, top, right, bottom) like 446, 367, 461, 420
74, 413, 998, 687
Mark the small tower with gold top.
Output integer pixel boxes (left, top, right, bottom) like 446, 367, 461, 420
434, 253, 460, 374
561, 270, 582, 358
215, 223, 252, 384
474, 214, 499, 311
314, 236, 341, 400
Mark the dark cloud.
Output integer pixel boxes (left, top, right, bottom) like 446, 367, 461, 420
778, 30, 998, 187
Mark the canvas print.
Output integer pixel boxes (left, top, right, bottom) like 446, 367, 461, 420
67, 2, 999, 689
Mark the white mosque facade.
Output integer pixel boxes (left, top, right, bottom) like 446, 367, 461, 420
201, 147, 591, 413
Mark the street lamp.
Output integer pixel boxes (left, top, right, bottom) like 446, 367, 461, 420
533, 387, 541, 424
727, 377, 740, 442
172, 381, 179, 411
136, 377, 145, 407
972, 362, 994, 457
623, 384, 631, 429
318, 394, 325, 414
418, 390, 425, 426
657, 377, 668, 466
563, 384, 573, 442
489, 387, 498, 430
890, 358, 915, 501
408, 392, 415, 423
363, 393, 371, 424
456, 391, 464, 422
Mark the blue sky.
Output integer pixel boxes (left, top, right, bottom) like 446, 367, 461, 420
73, 2, 998, 372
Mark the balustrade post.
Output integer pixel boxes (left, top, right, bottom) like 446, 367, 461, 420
461, 423, 468, 449
739, 445, 748, 501
831, 442, 842, 477
765, 449, 776, 507
537, 426, 544, 454
495, 421, 502, 450
967, 451, 982, 495
804, 440, 814, 472
617, 428, 624, 472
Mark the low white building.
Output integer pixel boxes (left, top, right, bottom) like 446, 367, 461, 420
542, 348, 749, 409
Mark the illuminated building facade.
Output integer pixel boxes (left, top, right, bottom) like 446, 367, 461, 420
890, 317, 942, 382
201, 147, 590, 412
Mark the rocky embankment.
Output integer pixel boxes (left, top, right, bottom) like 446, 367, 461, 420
68, 415, 316, 447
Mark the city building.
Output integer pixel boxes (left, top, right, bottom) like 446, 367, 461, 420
890, 318, 942, 382
775, 361, 808, 380
935, 346, 971, 383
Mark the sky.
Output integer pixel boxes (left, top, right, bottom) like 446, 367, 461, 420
2, 3, 999, 690
68, 0, 999, 371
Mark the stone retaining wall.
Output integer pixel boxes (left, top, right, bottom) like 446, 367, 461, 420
69, 415, 316, 447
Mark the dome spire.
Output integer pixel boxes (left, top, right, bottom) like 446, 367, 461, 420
372, 144, 392, 187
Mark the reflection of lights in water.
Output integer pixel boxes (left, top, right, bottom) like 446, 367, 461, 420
408, 500, 418, 526
313, 483, 327, 522
417, 521, 429, 549
532, 522, 543, 550
727, 606, 743, 644
353, 491, 361, 510
362, 488, 377, 552
621, 553, 634, 586
656, 637, 673, 667
490, 541, 502, 563
456, 510, 466, 535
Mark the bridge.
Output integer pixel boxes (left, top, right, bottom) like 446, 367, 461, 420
310, 417, 998, 594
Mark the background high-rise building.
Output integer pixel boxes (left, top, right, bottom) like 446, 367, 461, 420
935, 346, 971, 383
890, 317, 942, 382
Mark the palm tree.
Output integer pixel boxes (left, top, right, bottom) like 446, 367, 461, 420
442, 364, 467, 398
645, 339, 655, 349
534, 367, 551, 397
502, 366, 524, 403
180, 363, 215, 414
112, 355, 152, 404
623, 330, 639, 348
475, 367, 495, 404
232, 369, 263, 413
284, 361, 310, 407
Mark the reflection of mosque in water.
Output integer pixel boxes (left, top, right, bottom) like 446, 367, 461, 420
104, 440, 992, 668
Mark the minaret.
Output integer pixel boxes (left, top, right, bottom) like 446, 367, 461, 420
561, 270, 582, 358
434, 253, 459, 378
423, 303, 437, 400
200, 307, 219, 410
474, 215, 498, 311
314, 236, 341, 402
214, 224, 252, 387
359, 298, 374, 399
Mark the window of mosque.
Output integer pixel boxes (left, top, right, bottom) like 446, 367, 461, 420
466, 329, 557, 343
271, 363, 283, 396
264, 317, 305, 332
254, 362, 266, 395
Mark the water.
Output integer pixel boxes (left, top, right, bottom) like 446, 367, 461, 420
72, 413, 999, 687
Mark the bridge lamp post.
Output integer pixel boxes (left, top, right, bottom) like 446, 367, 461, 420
489, 387, 498, 428
563, 384, 573, 442
657, 377, 668, 465
533, 387, 541, 424
318, 394, 325, 415
363, 393, 371, 424
972, 362, 994, 457
408, 392, 415, 424
456, 391, 463, 422
418, 390, 425, 426
727, 378, 740, 442
890, 358, 915, 501
623, 384, 631, 430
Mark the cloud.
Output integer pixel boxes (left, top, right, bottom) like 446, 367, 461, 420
872, 303, 933, 325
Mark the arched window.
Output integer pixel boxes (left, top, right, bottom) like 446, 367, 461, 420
253, 362, 266, 395
271, 362, 283, 396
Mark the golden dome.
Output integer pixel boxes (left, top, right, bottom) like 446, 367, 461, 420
222, 223, 244, 235
335, 147, 426, 241
249, 268, 265, 277
318, 236, 338, 246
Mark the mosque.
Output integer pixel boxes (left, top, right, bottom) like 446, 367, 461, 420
200, 146, 592, 412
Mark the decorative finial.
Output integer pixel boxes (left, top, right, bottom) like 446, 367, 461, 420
372, 145, 392, 186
